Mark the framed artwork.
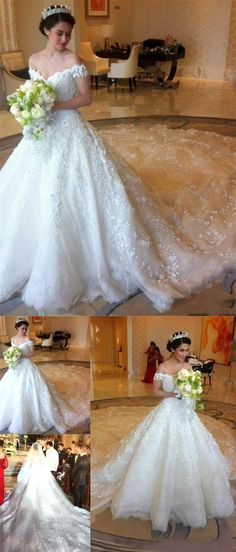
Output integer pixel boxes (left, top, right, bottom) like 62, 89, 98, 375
85, 0, 110, 18
200, 316, 235, 365
32, 316, 42, 324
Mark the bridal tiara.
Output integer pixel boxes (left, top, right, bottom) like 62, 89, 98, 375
42, 5, 71, 20
15, 316, 28, 324
169, 331, 189, 343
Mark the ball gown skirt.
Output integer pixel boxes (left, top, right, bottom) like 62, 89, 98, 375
91, 373, 235, 531
0, 64, 235, 312
0, 340, 89, 433
0, 456, 8, 505
0, 445, 90, 552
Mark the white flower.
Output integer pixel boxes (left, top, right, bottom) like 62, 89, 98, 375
179, 369, 190, 377
31, 106, 45, 119
10, 104, 20, 116
22, 79, 33, 90
21, 109, 31, 119
183, 384, 192, 394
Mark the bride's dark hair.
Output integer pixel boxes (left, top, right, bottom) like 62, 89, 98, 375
15, 319, 29, 330
166, 333, 191, 352
39, 5, 76, 36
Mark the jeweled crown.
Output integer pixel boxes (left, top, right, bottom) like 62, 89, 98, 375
42, 5, 71, 20
15, 317, 28, 325
169, 331, 189, 343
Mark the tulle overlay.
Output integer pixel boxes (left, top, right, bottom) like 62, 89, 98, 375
0, 445, 90, 551
0, 341, 89, 433
0, 64, 235, 311
91, 374, 235, 531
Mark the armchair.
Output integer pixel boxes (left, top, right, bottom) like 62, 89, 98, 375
107, 44, 140, 92
79, 42, 109, 89
0, 50, 29, 97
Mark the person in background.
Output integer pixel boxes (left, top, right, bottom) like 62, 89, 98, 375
142, 341, 164, 383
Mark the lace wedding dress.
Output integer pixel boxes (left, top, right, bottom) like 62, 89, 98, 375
0, 444, 90, 551
92, 373, 235, 531
0, 340, 89, 433
0, 63, 235, 312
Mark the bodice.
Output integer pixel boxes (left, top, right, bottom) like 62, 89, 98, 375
153, 372, 175, 392
11, 340, 34, 358
29, 64, 88, 101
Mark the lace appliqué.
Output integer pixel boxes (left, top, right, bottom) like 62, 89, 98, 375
153, 372, 165, 381
71, 64, 88, 78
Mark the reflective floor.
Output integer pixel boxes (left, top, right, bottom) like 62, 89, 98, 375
0, 77, 235, 141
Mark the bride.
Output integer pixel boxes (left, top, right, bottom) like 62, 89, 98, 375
91, 331, 235, 532
0, 317, 89, 433
0, 5, 235, 313
0, 442, 90, 551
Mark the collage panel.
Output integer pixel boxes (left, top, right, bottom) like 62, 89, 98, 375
0, 316, 91, 551
0, 433, 90, 550
91, 316, 236, 551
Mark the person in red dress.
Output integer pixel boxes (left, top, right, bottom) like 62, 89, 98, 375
142, 341, 164, 383
0, 439, 8, 505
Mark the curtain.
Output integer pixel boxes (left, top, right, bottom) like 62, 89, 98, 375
224, 0, 236, 84
0, 316, 6, 336
0, 0, 18, 52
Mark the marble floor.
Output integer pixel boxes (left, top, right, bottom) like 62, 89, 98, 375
0, 346, 90, 370
91, 365, 236, 406
0, 78, 236, 139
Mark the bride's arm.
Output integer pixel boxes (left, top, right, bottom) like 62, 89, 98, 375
53, 72, 91, 111
153, 374, 175, 398
22, 341, 35, 358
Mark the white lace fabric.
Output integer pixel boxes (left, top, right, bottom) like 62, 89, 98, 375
0, 444, 90, 551
0, 66, 235, 312
91, 374, 235, 531
0, 340, 89, 433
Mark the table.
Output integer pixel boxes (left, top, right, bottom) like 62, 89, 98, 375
96, 44, 185, 86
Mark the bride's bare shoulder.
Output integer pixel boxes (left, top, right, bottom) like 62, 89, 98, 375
28, 51, 45, 68
64, 50, 84, 67
158, 360, 169, 373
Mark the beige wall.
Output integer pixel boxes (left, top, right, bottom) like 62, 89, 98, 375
5, 316, 90, 351
11, 0, 233, 80
77, 0, 232, 80
90, 316, 128, 371
131, 316, 203, 378
13, 0, 75, 62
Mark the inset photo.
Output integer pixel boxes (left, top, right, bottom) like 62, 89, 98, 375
0, 433, 90, 551
91, 316, 236, 550
0, 316, 90, 433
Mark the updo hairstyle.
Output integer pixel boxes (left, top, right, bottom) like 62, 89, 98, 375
39, 5, 76, 36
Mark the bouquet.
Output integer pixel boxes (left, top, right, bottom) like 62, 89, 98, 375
173, 368, 204, 410
7, 79, 57, 140
3, 345, 22, 369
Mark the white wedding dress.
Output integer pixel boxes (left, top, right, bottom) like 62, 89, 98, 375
0, 63, 235, 312
0, 340, 89, 433
0, 444, 90, 551
92, 373, 235, 531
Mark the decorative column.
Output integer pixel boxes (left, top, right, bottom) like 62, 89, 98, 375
0, 0, 18, 52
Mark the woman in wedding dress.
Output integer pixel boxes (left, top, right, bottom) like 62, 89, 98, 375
91, 331, 235, 532
0, 317, 89, 433
0, 5, 235, 313
0, 442, 90, 551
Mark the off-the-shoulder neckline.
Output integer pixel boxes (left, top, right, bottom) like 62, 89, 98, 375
11, 339, 32, 346
29, 64, 85, 81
